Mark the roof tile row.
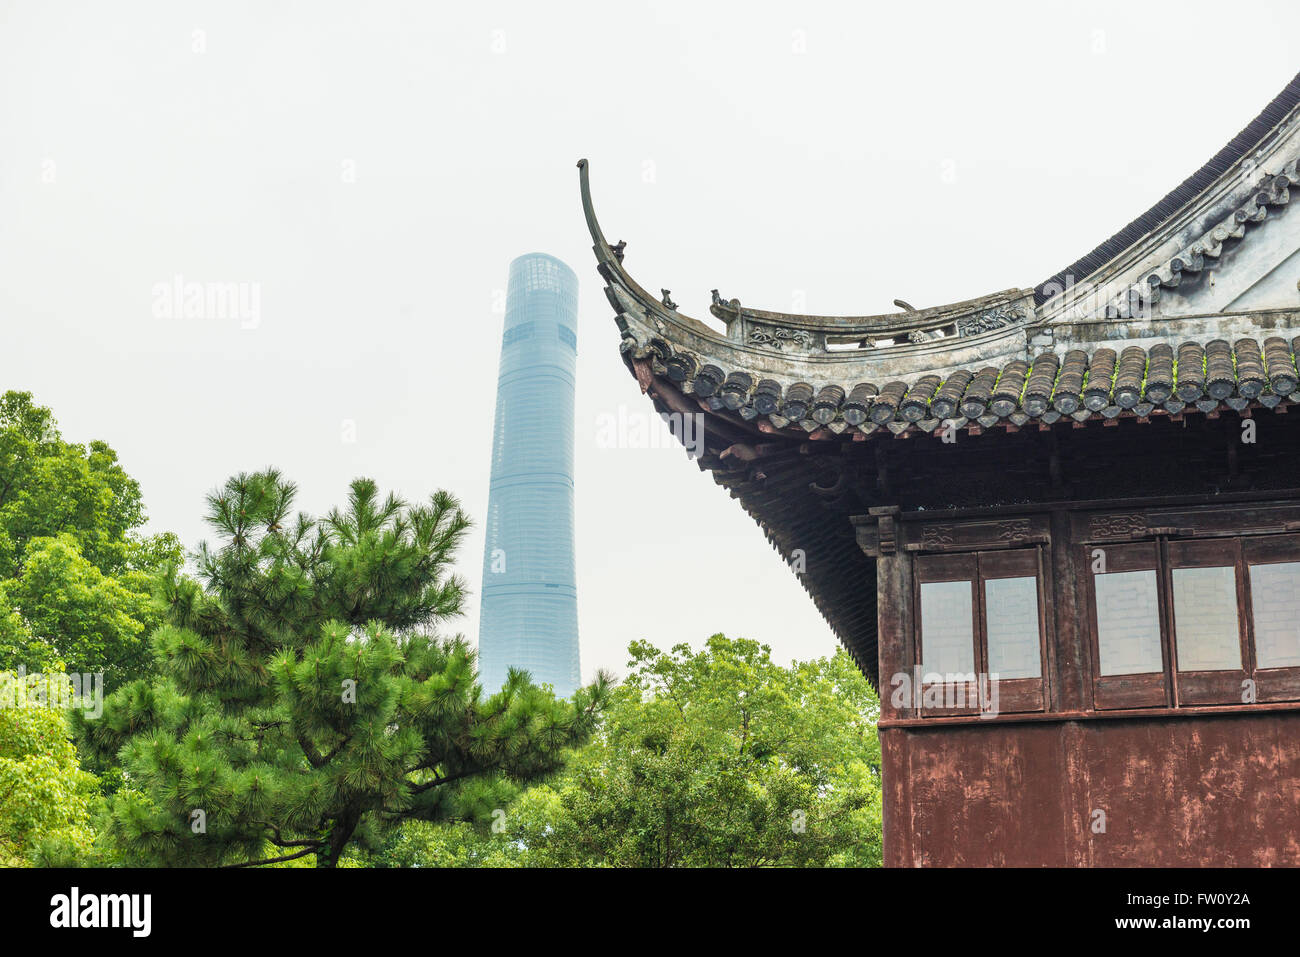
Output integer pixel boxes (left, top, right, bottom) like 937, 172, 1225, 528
662, 336, 1300, 437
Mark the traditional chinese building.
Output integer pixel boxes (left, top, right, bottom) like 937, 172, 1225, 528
579, 71, 1300, 866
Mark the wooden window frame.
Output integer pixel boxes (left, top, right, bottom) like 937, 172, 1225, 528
913, 547, 1048, 717
1084, 531, 1300, 710
980, 548, 1048, 715
1084, 541, 1170, 710
1166, 538, 1250, 707
914, 554, 980, 717
1239, 534, 1300, 704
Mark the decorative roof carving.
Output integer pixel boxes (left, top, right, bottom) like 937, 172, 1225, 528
1099, 162, 1299, 319
955, 304, 1026, 336
748, 324, 812, 350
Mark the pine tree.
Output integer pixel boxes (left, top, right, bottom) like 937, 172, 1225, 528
75, 470, 608, 867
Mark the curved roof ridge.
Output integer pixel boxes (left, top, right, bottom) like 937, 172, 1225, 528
1034, 71, 1300, 306
577, 159, 1035, 347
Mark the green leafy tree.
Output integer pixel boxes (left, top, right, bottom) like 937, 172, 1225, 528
387, 635, 883, 868
76, 471, 608, 868
0, 671, 100, 866
3, 535, 159, 681
0, 391, 178, 682
372, 818, 522, 868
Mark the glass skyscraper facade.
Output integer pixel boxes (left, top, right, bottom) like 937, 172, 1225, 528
478, 253, 581, 696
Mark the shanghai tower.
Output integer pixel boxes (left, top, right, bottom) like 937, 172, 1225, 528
478, 253, 581, 696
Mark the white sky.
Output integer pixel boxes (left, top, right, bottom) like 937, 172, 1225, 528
2, 0, 1297, 685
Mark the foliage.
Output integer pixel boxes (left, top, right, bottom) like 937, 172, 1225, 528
371, 818, 522, 868
0, 671, 100, 866
0, 391, 178, 683
386, 635, 883, 868
76, 470, 609, 868
2, 535, 159, 682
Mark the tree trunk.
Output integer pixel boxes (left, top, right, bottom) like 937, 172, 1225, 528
316, 812, 359, 868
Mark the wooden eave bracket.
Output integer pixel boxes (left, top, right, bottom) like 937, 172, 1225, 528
852, 507, 900, 557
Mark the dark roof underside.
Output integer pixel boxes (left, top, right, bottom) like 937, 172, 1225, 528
1034, 71, 1300, 305
637, 377, 880, 686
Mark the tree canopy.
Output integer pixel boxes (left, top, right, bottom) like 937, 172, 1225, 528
0, 390, 884, 869
0, 391, 178, 682
0, 671, 99, 867
381, 635, 883, 868
76, 470, 609, 867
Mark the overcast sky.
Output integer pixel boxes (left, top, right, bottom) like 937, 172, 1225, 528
2, 1, 1298, 686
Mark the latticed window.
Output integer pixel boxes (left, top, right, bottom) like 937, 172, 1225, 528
914, 548, 1046, 716
1085, 534, 1300, 709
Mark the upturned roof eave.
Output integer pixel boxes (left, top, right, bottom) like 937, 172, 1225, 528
574, 158, 1040, 356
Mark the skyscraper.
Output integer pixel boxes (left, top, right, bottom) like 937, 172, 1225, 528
477, 253, 581, 696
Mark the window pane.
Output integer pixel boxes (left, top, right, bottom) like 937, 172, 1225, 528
985, 576, 1041, 679
1250, 561, 1300, 669
1171, 566, 1241, 671
1095, 569, 1163, 675
920, 580, 974, 678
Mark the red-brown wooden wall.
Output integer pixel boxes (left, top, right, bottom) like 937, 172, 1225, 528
882, 712, 1300, 866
